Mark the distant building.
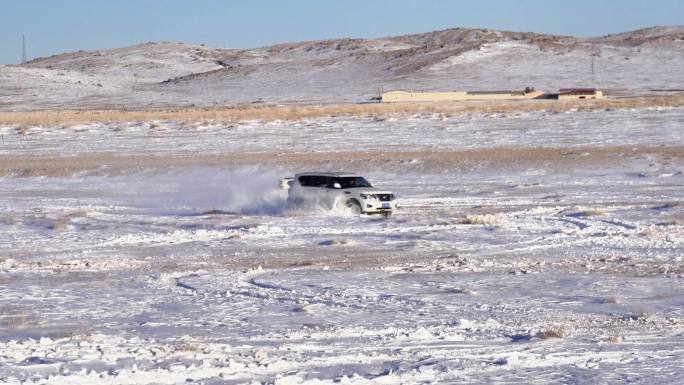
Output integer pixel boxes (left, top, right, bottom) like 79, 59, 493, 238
556, 88, 604, 100
381, 87, 543, 103
381, 90, 468, 103
381, 87, 604, 102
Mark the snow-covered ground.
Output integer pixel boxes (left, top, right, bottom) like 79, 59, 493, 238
1, 106, 683, 384
2, 107, 684, 156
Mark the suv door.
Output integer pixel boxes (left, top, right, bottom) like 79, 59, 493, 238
296, 175, 333, 208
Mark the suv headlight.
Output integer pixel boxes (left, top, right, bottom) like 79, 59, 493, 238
360, 193, 377, 200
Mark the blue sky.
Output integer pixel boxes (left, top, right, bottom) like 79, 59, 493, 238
1, 0, 682, 64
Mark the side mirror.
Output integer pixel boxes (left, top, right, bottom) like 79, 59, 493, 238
333, 182, 342, 189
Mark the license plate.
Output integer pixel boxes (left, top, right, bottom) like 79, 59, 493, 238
382, 203, 390, 209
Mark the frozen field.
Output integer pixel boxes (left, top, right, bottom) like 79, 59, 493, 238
1, 106, 683, 384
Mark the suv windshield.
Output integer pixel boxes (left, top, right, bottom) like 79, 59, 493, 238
334, 177, 372, 189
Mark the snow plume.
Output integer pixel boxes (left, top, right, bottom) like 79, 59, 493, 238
122, 166, 288, 216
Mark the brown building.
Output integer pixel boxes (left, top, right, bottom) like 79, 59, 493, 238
557, 88, 604, 100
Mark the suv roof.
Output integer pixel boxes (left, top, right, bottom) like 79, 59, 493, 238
295, 172, 359, 178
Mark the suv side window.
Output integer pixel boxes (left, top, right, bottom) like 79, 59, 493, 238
298, 176, 315, 187
299, 175, 328, 188
311, 176, 327, 188
326, 177, 339, 188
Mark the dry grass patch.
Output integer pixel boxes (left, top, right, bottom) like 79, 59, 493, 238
3, 214, 17, 225
0, 305, 29, 329
535, 325, 568, 339
580, 209, 606, 216
601, 293, 620, 304
445, 287, 473, 294
289, 260, 315, 267
1, 95, 683, 126
563, 207, 606, 217
318, 238, 350, 246
201, 209, 236, 216
656, 215, 682, 226
254, 349, 269, 362
602, 335, 624, 343
175, 343, 205, 353
46, 217, 71, 230
65, 210, 89, 218
458, 214, 501, 225
2, 145, 682, 178
45, 326, 94, 340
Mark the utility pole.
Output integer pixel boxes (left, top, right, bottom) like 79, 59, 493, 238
590, 50, 600, 84
21, 35, 27, 64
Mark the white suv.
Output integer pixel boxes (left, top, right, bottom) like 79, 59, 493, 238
281, 172, 397, 215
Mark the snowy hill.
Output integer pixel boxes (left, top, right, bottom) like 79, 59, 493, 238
1, 26, 683, 110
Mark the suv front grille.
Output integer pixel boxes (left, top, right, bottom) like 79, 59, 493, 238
378, 194, 394, 202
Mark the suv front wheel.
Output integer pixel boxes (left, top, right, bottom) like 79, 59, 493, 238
345, 199, 362, 215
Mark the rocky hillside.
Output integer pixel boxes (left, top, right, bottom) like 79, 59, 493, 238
1, 26, 683, 110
